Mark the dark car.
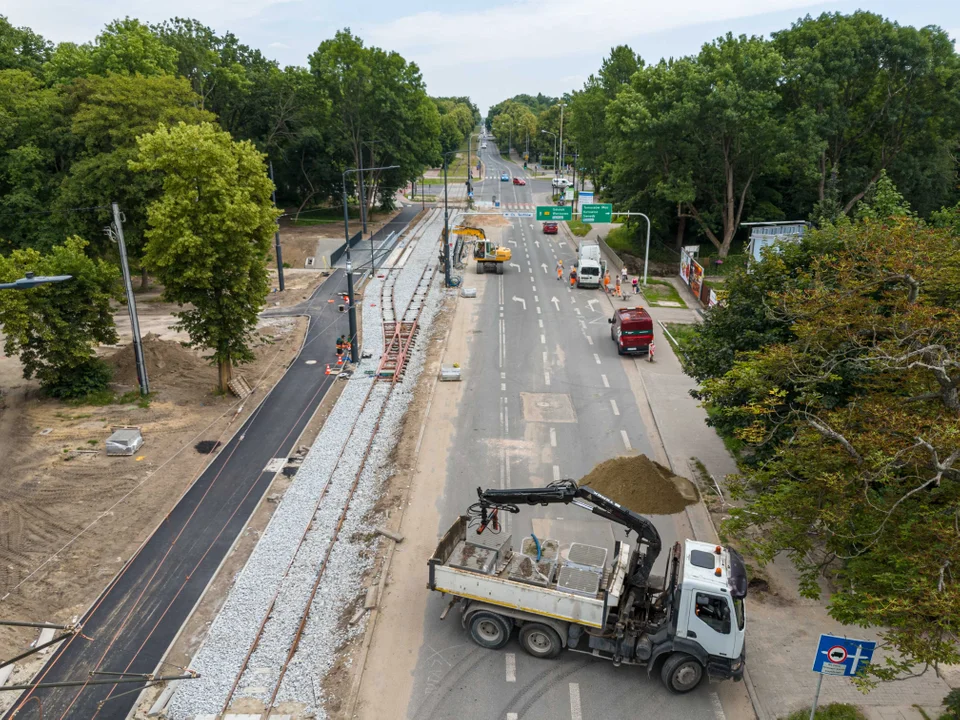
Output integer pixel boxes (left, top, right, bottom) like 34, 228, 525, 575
542, 222, 558, 234
609, 307, 654, 355
512, 177, 526, 186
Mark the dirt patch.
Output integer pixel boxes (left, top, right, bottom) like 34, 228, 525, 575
578, 455, 699, 515
467, 214, 511, 228
107, 333, 199, 386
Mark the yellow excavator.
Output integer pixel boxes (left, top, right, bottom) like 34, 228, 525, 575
452, 225, 511, 275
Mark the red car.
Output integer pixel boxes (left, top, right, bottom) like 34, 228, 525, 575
609, 307, 654, 355
542, 222, 558, 234
512, 177, 526, 186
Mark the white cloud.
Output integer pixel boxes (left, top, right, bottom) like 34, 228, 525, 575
268, 41, 291, 49
367, 0, 827, 66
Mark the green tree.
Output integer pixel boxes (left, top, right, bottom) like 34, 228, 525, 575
90, 18, 178, 76
0, 237, 118, 398
854, 170, 914, 221
700, 220, 960, 678
43, 42, 94, 84
608, 34, 792, 257
774, 12, 960, 218
131, 122, 279, 391
0, 15, 52, 75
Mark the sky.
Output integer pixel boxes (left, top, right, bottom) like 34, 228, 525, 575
2, 0, 958, 115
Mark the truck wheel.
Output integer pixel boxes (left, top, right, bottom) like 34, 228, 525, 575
519, 623, 562, 659
660, 653, 704, 693
477, 262, 484, 274
468, 612, 511, 650
496, 262, 504, 275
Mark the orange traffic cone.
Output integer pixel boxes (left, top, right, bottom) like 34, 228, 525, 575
336, 356, 344, 366
325, 364, 332, 375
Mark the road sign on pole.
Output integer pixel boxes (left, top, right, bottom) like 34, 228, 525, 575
537, 206, 572, 221
581, 203, 613, 223
809, 634, 876, 720
503, 212, 534, 218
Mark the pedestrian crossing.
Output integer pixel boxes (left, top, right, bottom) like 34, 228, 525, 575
499, 203, 536, 209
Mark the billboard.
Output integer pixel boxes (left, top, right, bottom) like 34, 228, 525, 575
690, 259, 704, 299
680, 249, 691, 284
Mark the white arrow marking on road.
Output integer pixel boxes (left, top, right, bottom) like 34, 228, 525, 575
508, 239, 517, 245
551, 297, 560, 311
559, 241, 566, 247
512, 296, 526, 310
510, 263, 521, 271
541, 263, 548, 273
587, 299, 600, 313
535, 240, 540, 248
574, 308, 581, 315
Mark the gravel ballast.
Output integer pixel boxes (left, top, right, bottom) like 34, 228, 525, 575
168, 207, 453, 720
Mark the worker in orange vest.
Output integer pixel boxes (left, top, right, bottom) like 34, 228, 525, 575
556, 259, 563, 281
570, 268, 578, 288
603, 273, 611, 294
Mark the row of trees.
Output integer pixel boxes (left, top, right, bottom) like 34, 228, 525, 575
488, 12, 960, 258
0, 16, 477, 395
685, 182, 960, 680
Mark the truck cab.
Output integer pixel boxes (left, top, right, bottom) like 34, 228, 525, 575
609, 307, 654, 355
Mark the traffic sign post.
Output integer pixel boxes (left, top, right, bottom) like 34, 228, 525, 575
809, 634, 876, 719
581, 203, 613, 223
537, 206, 572, 221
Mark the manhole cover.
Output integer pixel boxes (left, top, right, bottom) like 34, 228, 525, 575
195, 440, 222, 454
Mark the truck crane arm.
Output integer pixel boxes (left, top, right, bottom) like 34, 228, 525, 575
472, 479, 662, 588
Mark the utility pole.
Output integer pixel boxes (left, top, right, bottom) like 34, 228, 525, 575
358, 143, 367, 236
559, 103, 565, 179
269, 161, 285, 291
110, 203, 149, 396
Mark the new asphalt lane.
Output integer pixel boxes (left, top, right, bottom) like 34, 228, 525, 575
4, 220, 399, 719
403, 142, 726, 720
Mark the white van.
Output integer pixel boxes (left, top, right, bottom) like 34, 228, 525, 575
576, 259, 602, 288
551, 177, 570, 189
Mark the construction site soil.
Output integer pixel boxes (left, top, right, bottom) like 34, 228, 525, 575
577, 454, 699, 516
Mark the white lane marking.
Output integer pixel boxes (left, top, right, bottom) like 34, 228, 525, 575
542, 351, 548, 364
550, 427, 557, 447
501, 383, 506, 391
499, 274, 504, 305
512, 296, 526, 310
529, 267, 533, 274
537, 306, 542, 314
610, 399, 620, 416
500, 318, 506, 367
545, 371, 551, 386
711, 693, 727, 720
541, 263, 548, 272
621, 430, 632, 450
540, 334, 546, 344
505, 399, 510, 434
569, 683, 582, 720
501, 372, 506, 379
551, 297, 560, 311
593, 353, 601, 365
539, 319, 544, 328
508, 715, 518, 720
506, 653, 516, 682
510, 263, 521, 271
587, 336, 594, 345
602, 374, 609, 387
574, 308, 581, 315
553, 465, 561, 482
587, 299, 599, 312
534, 295, 539, 302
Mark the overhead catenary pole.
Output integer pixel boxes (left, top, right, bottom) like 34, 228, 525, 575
341, 177, 360, 364
559, 103, 565, 179
638, 212, 652, 286
111, 203, 149, 396
268, 161, 284, 291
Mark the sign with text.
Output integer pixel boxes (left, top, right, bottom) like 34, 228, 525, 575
537, 206, 572, 221
581, 203, 613, 223
812, 634, 876, 677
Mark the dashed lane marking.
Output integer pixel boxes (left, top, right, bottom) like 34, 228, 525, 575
610, 399, 620, 416
593, 353, 601, 365
545, 371, 551, 386
602, 374, 609, 387
550, 427, 557, 447
553, 465, 561, 482
569, 683, 583, 720
621, 430, 632, 450
506, 653, 516, 682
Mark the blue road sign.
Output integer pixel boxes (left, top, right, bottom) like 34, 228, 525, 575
812, 634, 876, 677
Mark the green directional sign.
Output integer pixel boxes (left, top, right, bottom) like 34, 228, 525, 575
581, 203, 613, 223
537, 206, 572, 221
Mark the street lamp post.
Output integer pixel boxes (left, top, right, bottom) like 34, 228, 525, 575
0, 272, 72, 290
342, 164, 399, 363
358, 139, 384, 236
441, 150, 458, 288
467, 132, 481, 181
541, 130, 557, 176
638, 212, 652, 286
558, 103, 566, 178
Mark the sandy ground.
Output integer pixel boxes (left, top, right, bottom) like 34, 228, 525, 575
336, 281, 481, 719
0, 302, 309, 700
269, 210, 402, 270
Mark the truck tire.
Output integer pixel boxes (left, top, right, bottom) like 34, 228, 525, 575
660, 653, 704, 694
477, 262, 484, 274
519, 623, 562, 659
468, 612, 511, 650
496, 262, 504, 275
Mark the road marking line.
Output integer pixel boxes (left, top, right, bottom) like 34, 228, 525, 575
545, 371, 550, 386
537, 306, 541, 314
534, 294, 539, 302
539, 319, 543, 328
550, 427, 557, 447
501, 383, 506, 391
506, 653, 516, 682
602, 374, 609, 387
543, 351, 548, 364
610, 399, 620, 416
541, 334, 546, 344
593, 353, 601, 365
569, 683, 582, 720
621, 430, 632, 450
553, 465, 561, 482
507, 715, 518, 720
587, 336, 594, 345
501, 372, 506, 379
711, 693, 727, 720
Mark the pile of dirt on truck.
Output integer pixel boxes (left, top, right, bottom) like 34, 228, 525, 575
578, 455, 698, 515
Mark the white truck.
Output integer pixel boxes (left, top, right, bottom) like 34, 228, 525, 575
551, 177, 571, 189
427, 480, 747, 693
577, 241, 603, 288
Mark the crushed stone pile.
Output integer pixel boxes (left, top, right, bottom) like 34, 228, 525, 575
106, 333, 201, 386
577, 455, 699, 516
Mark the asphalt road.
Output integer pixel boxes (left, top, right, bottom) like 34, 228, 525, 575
404, 142, 723, 720
5, 269, 361, 720
337, 204, 422, 270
